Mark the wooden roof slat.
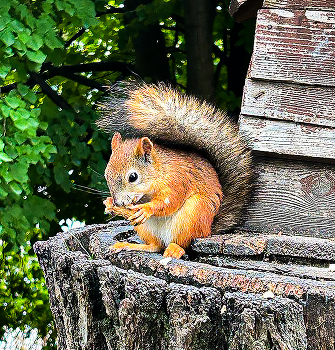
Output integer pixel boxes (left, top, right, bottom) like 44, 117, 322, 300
251, 9, 335, 87
241, 79, 335, 128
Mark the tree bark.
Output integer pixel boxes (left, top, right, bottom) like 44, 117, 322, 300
132, 23, 172, 82
124, 0, 172, 83
183, 0, 216, 101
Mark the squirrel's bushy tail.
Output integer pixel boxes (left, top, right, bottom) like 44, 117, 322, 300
97, 81, 253, 231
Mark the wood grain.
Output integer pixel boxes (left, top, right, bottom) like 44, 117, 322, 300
239, 115, 335, 160
264, 0, 335, 10
241, 79, 335, 128
242, 157, 335, 238
193, 233, 335, 261
251, 9, 335, 86
202, 256, 335, 282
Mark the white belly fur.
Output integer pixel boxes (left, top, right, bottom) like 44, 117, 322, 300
142, 213, 178, 248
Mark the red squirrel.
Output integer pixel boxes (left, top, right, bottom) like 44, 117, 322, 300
97, 82, 253, 259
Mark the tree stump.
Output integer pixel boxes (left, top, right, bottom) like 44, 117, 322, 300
34, 221, 335, 350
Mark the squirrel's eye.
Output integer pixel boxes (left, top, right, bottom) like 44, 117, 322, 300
128, 172, 139, 183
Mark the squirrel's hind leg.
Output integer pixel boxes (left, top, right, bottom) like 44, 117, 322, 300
163, 243, 185, 259
110, 225, 163, 253
163, 194, 215, 259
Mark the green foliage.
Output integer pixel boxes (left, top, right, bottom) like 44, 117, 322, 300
0, 0, 255, 348
0, 240, 55, 346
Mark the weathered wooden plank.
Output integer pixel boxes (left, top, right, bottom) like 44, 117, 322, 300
241, 79, 335, 128
192, 233, 267, 256
229, 0, 263, 22
264, 0, 335, 10
201, 256, 335, 282
192, 233, 335, 261
242, 157, 335, 238
239, 115, 335, 160
251, 9, 335, 86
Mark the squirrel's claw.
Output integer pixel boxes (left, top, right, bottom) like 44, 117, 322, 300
130, 213, 147, 226
128, 204, 152, 225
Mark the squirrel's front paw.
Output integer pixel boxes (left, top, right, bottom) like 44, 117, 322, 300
127, 204, 153, 225
103, 197, 115, 214
104, 201, 133, 219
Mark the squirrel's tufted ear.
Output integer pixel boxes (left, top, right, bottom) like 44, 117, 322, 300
111, 132, 122, 150
136, 137, 153, 161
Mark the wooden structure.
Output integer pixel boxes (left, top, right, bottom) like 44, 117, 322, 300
233, 0, 335, 238
34, 1, 335, 349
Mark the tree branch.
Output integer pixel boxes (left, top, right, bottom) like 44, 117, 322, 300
65, 28, 86, 48
96, 6, 126, 17
65, 7, 126, 48
48, 61, 134, 75
56, 71, 107, 91
29, 72, 72, 110
1, 61, 135, 95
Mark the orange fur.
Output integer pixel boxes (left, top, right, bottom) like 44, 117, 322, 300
105, 134, 222, 259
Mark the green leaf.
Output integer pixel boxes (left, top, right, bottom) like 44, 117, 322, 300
0, 64, 11, 79
9, 19, 25, 33
14, 117, 39, 133
1, 104, 10, 118
17, 31, 30, 44
10, 108, 30, 122
54, 163, 71, 191
5, 95, 20, 109
0, 29, 15, 46
26, 60, 42, 73
17, 108, 30, 119
14, 132, 27, 145
0, 15, 11, 31
13, 118, 29, 131
17, 3, 29, 21
24, 90, 38, 104
9, 182, 22, 195
39, 121, 48, 130
0, 185, 7, 198
35, 16, 54, 34
1, 165, 13, 182
26, 50, 47, 64
15, 61, 28, 81
10, 162, 29, 183
42, 1, 53, 13
23, 196, 56, 221
13, 39, 27, 54
63, 2, 75, 16
17, 84, 29, 97
26, 34, 43, 51
45, 32, 63, 49
0, 152, 12, 162
55, 0, 65, 11
44, 144, 57, 156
